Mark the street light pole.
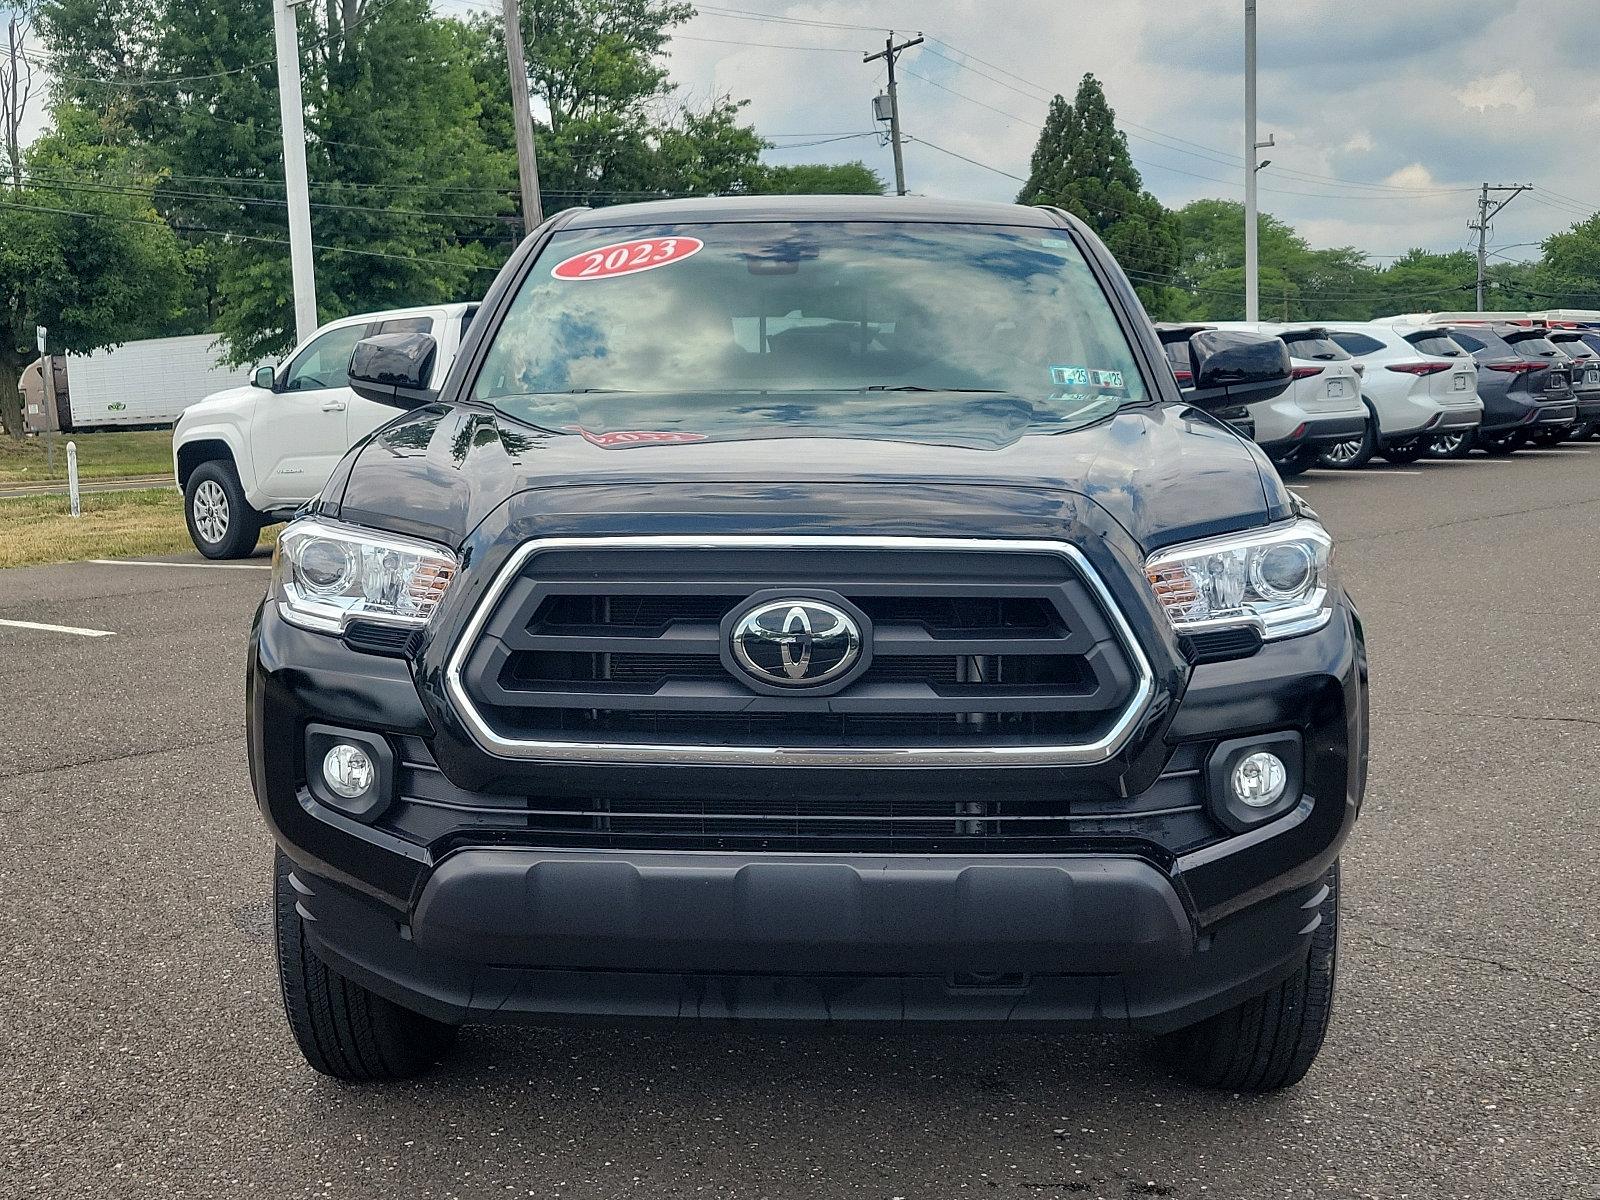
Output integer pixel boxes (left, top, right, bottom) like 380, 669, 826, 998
1244, 0, 1259, 322
271, 0, 317, 346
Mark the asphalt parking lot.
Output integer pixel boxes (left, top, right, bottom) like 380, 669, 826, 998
3, 450, 1597, 1200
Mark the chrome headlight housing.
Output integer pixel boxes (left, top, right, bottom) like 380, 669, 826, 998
1144, 518, 1334, 640
272, 517, 458, 633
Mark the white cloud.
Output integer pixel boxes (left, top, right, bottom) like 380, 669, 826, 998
1384, 163, 1437, 190
1455, 70, 1535, 113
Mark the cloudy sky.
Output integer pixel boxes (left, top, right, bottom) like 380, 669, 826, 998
11, 0, 1594, 266
664, 0, 1595, 265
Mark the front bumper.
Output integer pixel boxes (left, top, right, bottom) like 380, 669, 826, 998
294, 848, 1330, 1032
251, 587, 1366, 1033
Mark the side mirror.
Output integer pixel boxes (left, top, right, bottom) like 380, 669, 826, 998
252, 365, 276, 391
349, 333, 439, 409
1182, 329, 1293, 409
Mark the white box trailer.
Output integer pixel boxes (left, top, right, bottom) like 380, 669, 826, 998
24, 333, 246, 432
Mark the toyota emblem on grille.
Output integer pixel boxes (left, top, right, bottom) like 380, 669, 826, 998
729, 598, 863, 689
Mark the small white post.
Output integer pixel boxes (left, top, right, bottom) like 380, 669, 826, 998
66, 440, 80, 517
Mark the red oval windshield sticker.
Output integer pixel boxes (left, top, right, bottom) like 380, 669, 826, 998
574, 428, 709, 448
550, 236, 704, 281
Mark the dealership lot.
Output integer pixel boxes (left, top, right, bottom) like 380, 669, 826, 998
2, 453, 1596, 1200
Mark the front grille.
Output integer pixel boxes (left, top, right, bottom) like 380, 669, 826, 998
448, 539, 1148, 765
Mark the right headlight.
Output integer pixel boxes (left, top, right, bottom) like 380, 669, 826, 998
272, 517, 458, 634
1144, 518, 1334, 640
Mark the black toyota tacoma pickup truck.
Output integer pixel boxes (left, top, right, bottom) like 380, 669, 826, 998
250, 196, 1368, 1092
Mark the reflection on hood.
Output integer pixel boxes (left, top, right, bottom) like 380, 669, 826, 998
506, 390, 1124, 453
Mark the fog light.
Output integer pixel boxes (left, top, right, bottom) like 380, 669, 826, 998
1231, 751, 1287, 808
323, 744, 375, 800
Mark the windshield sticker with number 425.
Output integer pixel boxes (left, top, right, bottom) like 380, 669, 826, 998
551, 237, 704, 281
1050, 364, 1127, 391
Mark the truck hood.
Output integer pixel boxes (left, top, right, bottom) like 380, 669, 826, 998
335, 402, 1285, 555
175, 383, 260, 428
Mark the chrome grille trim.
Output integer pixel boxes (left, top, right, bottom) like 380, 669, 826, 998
442, 536, 1155, 767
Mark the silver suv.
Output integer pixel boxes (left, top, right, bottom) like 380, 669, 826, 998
1319, 323, 1483, 466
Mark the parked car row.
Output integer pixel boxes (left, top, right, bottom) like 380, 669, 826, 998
1160, 311, 1600, 476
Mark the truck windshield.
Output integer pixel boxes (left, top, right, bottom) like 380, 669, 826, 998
471, 221, 1150, 444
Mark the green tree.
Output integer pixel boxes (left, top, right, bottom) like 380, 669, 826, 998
756, 161, 885, 195
0, 106, 187, 434
1015, 75, 1183, 317
37, 0, 514, 363
463, 0, 767, 209
1536, 215, 1600, 309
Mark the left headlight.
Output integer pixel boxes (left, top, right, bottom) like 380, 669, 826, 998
1144, 518, 1334, 640
272, 517, 458, 634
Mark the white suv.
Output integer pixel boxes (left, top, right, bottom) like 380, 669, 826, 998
1209, 323, 1368, 475
1320, 323, 1483, 466
173, 302, 476, 557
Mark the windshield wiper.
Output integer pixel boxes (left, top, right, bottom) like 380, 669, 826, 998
860, 385, 1009, 393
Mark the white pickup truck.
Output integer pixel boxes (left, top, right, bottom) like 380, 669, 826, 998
172, 302, 476, 557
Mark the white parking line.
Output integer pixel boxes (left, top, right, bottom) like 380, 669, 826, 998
0, 617, 116, 638
88, 558, 272, 571
1306, 469, 1423, 477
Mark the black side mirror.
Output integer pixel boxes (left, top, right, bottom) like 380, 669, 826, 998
1182, 329, 1293, 409
252, 365, 276, 391
349, 333, 438, 408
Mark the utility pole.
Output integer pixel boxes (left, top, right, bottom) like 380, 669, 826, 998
502, 0, 543, 236
865, 33, 923, 196
3, 12, 34, 190
271, 0, 317, 346
1470, 183, 1532, 312
1243, 1, 1273, 323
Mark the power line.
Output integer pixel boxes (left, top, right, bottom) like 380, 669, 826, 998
669, 33, 863, 53
694, 5, 901, 34
0, 195, 507, 270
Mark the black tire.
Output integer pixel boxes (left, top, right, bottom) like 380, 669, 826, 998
1377, 438, 1427, 464
1270, 446, 1317, 478
274, 851, 458, 1082
1316, 415, 1376, 469
1159, 862, 1340, 1092
1425, 430, 1474, 459
1477, 429, 1525, 457
184, 459, 264, 559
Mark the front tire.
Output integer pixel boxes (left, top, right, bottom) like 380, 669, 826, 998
184, 460, 264, 559
274, 851, 458, 1082
1159, 862, 1340, 1092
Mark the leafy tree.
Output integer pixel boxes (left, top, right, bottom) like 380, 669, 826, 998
462, 0, 767, 210
1015, 75, 1183, 317
1535, 216, 1600, 309
37, 0, 513, 363
756, 161, 885, 195
0, 107, 187, 434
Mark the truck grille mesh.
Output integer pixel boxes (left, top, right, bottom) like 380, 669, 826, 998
452, 543, 1142, 758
